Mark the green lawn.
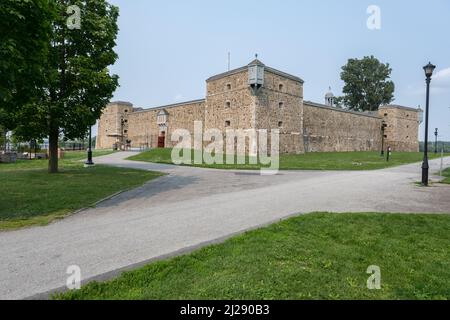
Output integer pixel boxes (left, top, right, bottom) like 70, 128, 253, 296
128, 148, 448, 171
56, 212, 450, 300
63, 149, 116, 161
0, 149, 115, 171
0, 150, 163, 230
442, 168, 450, 184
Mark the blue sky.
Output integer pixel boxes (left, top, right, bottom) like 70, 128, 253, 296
106, 0, 450, 141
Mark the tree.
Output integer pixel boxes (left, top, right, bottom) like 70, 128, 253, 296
13, 0, 119, 173
0, 126, 5, 150
336, 56, 395, 112
0, 0, 53, 133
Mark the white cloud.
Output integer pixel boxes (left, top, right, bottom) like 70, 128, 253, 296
433, 67, 450, 88
434, 67, 450, 79
403, 67, 450, 96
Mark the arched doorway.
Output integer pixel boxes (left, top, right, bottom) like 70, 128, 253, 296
158, 131, 166, 148
156, 109, 169, 149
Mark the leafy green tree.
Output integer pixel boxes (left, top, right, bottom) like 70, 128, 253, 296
336, 56, 395, 112
0, 0, 53, 133
13, 0, 119, 173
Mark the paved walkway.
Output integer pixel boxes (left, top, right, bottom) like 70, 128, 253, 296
1, 152, 449, 299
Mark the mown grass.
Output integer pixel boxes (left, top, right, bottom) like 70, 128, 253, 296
128, 148, 448, 171
442, 168, 450, 184
56, 212, 450, 300
0, 149, 115, 171
0, 150, 163, 230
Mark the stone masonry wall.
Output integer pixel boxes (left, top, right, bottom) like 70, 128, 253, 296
125, 100, 206, 149
164, 101, 206, 148
303, 102, 382, 152
205, 70, 255, 131
378, 106, 420, 152
97, 62, 421, 155
255, 70, 304, 154
96, 102, 133, 149
205, 69, 256, 154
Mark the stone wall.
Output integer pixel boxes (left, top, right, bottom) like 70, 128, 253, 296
378, 105, 420, 152
203, 69, 256, 155
203, 67, 305, 155
303, 102, 382, 152
122, 100, 206, 149
164, 100, 206, 148
96, 102, 133, 149
96, 61, 421, 155
124, 108, 155, 149
255, 70, 304, 154
205, 69, 255, 131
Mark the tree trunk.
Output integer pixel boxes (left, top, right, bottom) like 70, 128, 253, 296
2, 128, 6, 151
48, 124, 59, 173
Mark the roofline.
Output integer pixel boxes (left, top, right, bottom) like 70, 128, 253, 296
132, 99, 206, 114
379, 104, 421, 112
303, 101, 381, 119
206, 65, 304, 83
206, 66, 247, 82
109, 101, 133, 106
266, 66, 304, 83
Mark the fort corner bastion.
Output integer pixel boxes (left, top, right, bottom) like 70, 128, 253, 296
96, 59, 421, 154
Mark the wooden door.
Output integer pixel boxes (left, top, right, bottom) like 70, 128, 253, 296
158, 132, 165, 148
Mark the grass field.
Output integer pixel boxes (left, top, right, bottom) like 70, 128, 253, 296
442, 168, 450, 184
128, 148, 448, 171
0, 150, 163, 230
56, 212, 450, 300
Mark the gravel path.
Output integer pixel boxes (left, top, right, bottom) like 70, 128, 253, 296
1, 152, 449, 299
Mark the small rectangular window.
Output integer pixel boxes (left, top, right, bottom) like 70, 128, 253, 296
278, 121, 283, 128
225, 121, 231, 127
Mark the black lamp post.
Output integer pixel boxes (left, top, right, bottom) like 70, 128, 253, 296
121, 118, 125, 149
434, 128, 438, 154
381, 120, 387, 156
85, 124, 94, 166
421, 62, 436, 186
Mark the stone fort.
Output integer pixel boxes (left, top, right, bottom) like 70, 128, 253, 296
96, 58, 422, 154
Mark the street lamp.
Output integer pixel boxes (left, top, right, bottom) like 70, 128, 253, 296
434, 128, 438, 154
421, 62, 436, 186
381, 120, 387, 156
85, 124, 94, 166
121, 118, 125, 150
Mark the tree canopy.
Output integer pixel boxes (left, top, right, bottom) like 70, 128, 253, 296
0, 0, 53, 131
335, 56, 395, 112
5, 0, 120, 172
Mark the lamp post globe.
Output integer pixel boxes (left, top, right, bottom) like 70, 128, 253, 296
423, 62, 436, 78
